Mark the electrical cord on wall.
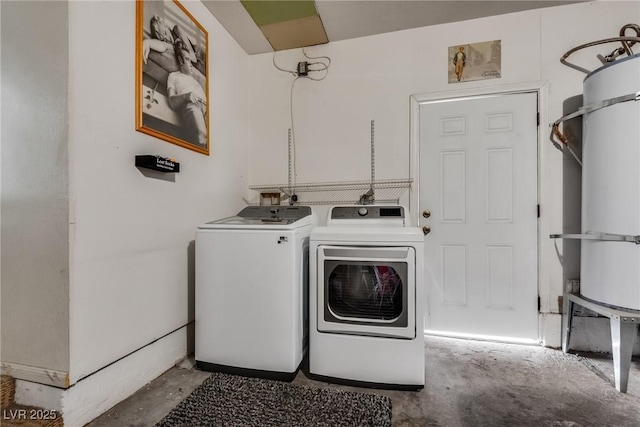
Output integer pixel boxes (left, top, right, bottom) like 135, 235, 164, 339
272, 52, 297, 76
290, 76, 301, 194
272, 48, 332, 202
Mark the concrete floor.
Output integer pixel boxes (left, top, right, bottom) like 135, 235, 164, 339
87, 336, 640, 427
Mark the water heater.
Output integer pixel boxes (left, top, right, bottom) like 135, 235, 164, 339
580, 53, 640, 310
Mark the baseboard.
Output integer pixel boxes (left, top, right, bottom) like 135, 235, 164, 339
539, 312, 562, 348
14, 379, 64, 412
11, 326, 187, 427
0, 363, 68, 388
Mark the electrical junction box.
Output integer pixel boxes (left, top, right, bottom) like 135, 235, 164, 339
135, 155, 180, 173
297, 61, 308, 76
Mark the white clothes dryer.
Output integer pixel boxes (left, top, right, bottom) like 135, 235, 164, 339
195, 205, 315, 381
309, 205, 425, 389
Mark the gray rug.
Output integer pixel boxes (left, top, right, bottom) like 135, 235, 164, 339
155, 372, 392, 427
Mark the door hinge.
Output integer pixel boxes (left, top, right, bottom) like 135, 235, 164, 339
537, 204, 540, 218
537, 112, 540, 126
538, 296, 541, 311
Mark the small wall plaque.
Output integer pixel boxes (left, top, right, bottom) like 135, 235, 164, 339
135, 155, 180, 173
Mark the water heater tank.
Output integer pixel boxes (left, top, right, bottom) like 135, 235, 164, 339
580, 53, 640, 310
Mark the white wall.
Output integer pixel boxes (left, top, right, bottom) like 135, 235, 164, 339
248, 1, 640, 346
68, 0, 249, 382
248, 5, 543, 186
1, 0, 70, 378
2, 0, 250, 424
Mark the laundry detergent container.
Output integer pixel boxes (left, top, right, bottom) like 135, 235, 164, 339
580, 53, 640, 310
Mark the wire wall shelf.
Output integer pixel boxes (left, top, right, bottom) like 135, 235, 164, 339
249, 179, 412, 206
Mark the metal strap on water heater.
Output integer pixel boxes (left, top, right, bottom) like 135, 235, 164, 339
550, 231, 640, 244
550, 91, 640, 166
553, 92, 640, 127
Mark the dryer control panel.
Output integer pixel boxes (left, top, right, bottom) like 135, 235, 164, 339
330, 205, 405, 220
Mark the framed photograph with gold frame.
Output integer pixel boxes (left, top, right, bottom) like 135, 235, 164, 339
136, 0, 209, 155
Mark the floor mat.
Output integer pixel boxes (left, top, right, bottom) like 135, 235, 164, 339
155, 372, 392, 427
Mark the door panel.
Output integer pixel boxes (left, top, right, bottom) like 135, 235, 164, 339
419, 92, 538, 340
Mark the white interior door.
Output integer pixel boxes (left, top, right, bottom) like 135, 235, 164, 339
419, 92, 538, 341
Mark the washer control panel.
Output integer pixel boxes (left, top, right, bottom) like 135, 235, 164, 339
238, 205, 312, 220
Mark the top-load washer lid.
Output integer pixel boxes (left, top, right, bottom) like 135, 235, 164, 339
198, 205, 314, 230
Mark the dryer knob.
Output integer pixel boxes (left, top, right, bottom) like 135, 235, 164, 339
358, 207, 368, 216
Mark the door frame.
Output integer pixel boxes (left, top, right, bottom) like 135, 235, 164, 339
409, 81, 550, 344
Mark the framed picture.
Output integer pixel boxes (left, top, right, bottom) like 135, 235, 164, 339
448, 40, 501, 84
136, 0, 209, 155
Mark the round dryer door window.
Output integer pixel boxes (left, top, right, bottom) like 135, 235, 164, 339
324, 261, 409, 327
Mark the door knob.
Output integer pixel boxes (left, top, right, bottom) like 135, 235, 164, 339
422, 210, 431, 218
422, 225, 431, 235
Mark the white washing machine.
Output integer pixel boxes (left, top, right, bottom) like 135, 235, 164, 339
309, 205, 425, 389
195, 205, 315, 380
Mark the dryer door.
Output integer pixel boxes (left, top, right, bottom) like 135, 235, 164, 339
317, 245, 416, 339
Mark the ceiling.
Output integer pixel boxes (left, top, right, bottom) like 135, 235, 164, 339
202, 0, 584, 55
